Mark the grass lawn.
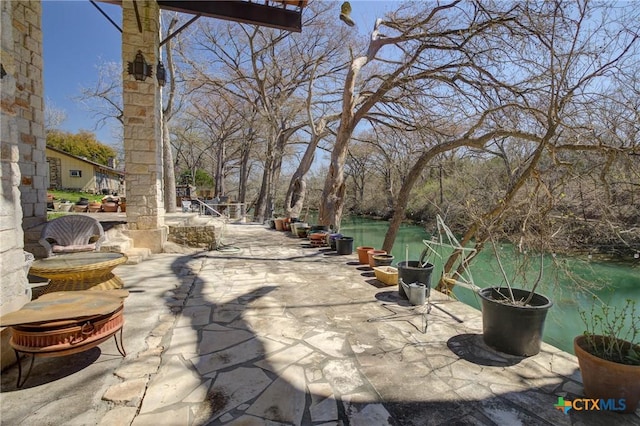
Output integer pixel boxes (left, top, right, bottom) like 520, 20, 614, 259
47, 212, 69, 220
48, 190, 103, 203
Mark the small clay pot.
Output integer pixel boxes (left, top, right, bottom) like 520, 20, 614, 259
367, 249, 387, 267
372, 254, 394, 267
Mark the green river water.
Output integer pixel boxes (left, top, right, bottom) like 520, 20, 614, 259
335, 216, 640, 355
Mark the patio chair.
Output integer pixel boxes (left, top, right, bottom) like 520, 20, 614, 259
39, 215, 105, 257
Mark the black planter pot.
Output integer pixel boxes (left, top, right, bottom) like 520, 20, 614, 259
335, 237, 354, 255
397, 261, 434, 299
478, 287, 553, 357
329, 233, 343, 251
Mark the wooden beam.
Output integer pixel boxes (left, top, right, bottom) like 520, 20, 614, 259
157, 1, 302, 32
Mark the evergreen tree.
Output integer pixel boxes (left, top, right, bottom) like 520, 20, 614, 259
46, 130, 117, 166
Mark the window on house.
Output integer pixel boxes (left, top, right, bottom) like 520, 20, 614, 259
70, 170, 82, 177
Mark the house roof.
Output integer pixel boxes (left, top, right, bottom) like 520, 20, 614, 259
46, 146, 125, 176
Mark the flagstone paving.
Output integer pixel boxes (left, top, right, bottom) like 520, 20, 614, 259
1, 223, 639, 425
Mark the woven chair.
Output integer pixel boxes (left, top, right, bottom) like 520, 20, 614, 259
39, 215, 105, 257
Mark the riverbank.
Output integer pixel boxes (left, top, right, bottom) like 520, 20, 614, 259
349, 212, 640, 262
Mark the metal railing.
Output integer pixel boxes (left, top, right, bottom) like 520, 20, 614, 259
188, 198, 225, 218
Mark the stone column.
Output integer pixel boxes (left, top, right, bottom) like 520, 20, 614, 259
122, 0, 166, 252
0, 0, 43, 369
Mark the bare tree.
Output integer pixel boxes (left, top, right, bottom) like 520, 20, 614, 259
235, 105, 261, 205
77, 61, 123, 127
44, 98, 67, 131
424, 1, 640, 292
187, 93, 244, 197
318, 1, 520, 228
180, 3, 349, 222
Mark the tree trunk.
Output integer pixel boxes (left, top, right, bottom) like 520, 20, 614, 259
253, 154, 273, 222
284, 133, 321, 218
163, 119, 177, 212
286, 178, 307, 219
161, 17, 179, 213
318, 24, 384, 229
384, 168, 394, 212
269, 138, 285, 212
238, 139, 251, 203
319, 120, 352, 229
215, 139, 226, 196
382, 148, 431, 253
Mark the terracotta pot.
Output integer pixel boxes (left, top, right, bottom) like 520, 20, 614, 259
118, 202, 126, 212
574, 335, 640, 413
356, 246, 375, 265
367, 249, 386, 267
274, 218, 284, 231
102, 202, 118, 212
309, 232, 328, 247
88, 202, 102, 213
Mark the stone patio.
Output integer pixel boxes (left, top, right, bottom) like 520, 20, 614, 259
1, 223, 638, 425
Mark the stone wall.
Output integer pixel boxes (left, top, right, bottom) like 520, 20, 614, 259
13, 1, 47, 230
48, 156, 61, 189
0, 0, 43, 370
167, 226, 217, 250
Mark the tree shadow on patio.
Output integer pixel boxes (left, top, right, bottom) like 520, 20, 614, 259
157, 255, 345, 424
145, 241, 635, 426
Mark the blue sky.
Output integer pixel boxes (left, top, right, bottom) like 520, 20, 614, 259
42, 1, 399, 147
43, 0, 122, 145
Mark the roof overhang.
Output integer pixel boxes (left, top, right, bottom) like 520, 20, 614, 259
158, 1, 304, 32
99, 1, 306, 32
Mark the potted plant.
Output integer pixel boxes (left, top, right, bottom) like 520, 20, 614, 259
574, 298, 640, 413
477, 238, 553, 357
